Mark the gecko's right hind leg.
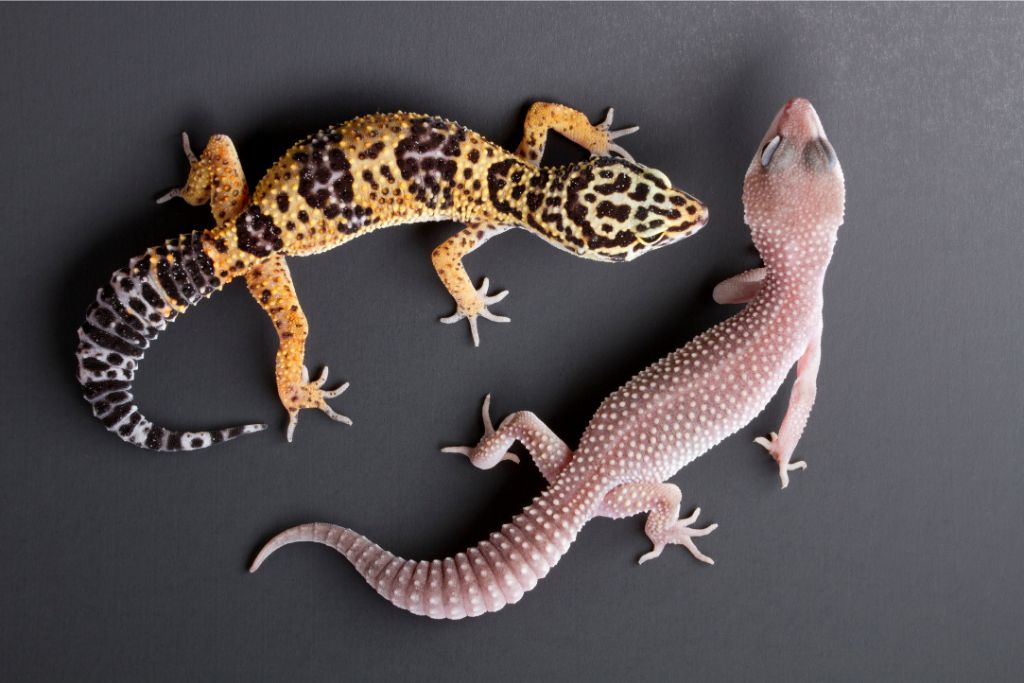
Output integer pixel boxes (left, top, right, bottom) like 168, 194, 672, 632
245, 254, 352, 443
442, 394, 573, 483
599, 482, 717, 565
157, 132, 250, 227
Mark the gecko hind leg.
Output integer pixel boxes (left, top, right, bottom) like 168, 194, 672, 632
287, 364, 352, 441
245, 254, 351, 443
515, 101, 640, 165
157, 132, 249, 227
442, 394, 573, 483
599, 482, 718, 565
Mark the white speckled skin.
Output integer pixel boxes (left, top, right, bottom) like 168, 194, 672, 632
249, 99, 846, 619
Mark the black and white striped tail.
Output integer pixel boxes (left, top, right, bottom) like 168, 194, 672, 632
250, 480, 590, 619
76, 231, 266, 451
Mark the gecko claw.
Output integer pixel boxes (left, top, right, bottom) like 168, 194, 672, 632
754, 431, 806, 488
441, 394, 519, 465
181, 131, 198, 163
439, 277, 510, 347
285, 365, 352, 442
156, 133, 199, 204
597, 107, 639, 161
480, 393, 496, 435
156, 187, 182, 204
639, 509, 718, 566
605, 143, 635, 163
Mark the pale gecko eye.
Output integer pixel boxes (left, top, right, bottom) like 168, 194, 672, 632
819, 137, 837, 168
760, 135, 781, 167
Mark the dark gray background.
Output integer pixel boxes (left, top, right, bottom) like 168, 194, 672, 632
2, 3, 1022, 681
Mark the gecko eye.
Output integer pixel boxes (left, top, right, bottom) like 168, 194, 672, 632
760, 135, 781, 167
802, 137, 838, 173
819, 137, 837, 168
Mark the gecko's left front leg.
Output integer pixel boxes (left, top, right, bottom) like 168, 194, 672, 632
755, 322, 822, 488
245, 254, 351, 442
433, 222, 514, 347
713, 267, 767, 305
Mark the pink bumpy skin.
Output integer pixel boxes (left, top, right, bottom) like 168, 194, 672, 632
249, 98, 846, 619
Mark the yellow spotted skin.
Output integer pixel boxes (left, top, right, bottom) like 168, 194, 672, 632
76, 103, 709, 450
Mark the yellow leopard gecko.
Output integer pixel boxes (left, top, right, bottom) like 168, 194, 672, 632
75, 102, 709, 451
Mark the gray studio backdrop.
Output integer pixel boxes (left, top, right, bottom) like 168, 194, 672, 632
1, 3, 1021, 681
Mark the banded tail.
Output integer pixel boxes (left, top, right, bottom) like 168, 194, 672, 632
250, 480, 593, 619
75, 230, 266, 451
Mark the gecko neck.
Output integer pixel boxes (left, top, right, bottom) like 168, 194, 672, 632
758, 227, 837, 292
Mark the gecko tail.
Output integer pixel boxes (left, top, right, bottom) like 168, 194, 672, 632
250, 480, 590, 619
75, 231, 266, 451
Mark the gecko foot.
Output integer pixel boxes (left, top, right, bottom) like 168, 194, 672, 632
754, 431, 807, 489
156, 132, 199, 204
441, 394, 519, 466
597, 108, 640, 162
285, 365, 352, 442
439, 277, 510, 347
638, 507, 718, 566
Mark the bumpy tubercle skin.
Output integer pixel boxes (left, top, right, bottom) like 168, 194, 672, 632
249, 98, 846, 620
75, 103, 709, 451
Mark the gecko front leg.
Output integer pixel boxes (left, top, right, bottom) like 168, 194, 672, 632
245, 254, 351, 442
434, 223, 514, 347
755, 322, 822, 488
515, 101, 639, 165
442, 394, 573, 482
713, 267, 767, 305
599, 482, 718, 565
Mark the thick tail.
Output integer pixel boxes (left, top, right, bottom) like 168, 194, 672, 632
75, 230, 266, 451
250, 480, 593, 619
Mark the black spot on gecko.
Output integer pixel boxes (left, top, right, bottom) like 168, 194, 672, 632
628, 183, 649, 201
486, 158, 522, 219
236, 205, 283, 257
594, 173, 631, 195
564, 166, 596, 234
596, 201, 631, 222
394, 117, 465, 209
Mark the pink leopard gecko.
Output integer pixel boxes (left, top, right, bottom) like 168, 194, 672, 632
249, 98, 846, 619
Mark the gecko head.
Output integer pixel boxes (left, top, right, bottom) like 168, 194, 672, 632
742, 98, 846, 267
565, 157, 709, 263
